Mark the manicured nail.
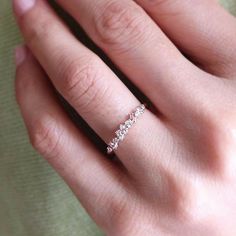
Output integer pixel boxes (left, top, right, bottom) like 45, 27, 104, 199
13, 0, 36, 16
14, 45, 27, 67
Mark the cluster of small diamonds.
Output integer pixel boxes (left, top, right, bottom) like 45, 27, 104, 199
107, 104, 146, 154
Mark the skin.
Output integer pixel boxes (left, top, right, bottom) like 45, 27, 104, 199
12, 0, 236, 235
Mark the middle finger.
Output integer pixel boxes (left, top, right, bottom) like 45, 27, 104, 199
56, 0, 203, 119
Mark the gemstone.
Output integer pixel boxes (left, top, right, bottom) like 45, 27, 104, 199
116, 130, 124, 140
125, 120, 132, 128
111, 138, 119, 148
120, 124, 126, 130
107, 147, 113, 154
107, 104, 145, 154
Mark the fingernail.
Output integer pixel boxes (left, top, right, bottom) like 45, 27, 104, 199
14, 45, 27, 67
13, 0, 36, 16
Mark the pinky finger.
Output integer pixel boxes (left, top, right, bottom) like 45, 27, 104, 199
14, 45, 130, 231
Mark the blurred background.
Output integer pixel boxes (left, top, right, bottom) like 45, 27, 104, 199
0, 0, 236, 236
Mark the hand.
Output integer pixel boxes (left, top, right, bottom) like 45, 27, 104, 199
13, 0, 236, 235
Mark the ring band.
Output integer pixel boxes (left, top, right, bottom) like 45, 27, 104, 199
107, 104, 146, 154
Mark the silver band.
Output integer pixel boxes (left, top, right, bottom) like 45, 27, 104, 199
107, 104, 146, 154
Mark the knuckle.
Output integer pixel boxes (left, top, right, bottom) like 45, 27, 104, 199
60, 57, 109, 114
168, 177, 208, 225
175, 188, 203, 224
204, 110, 231, 149
94, 1, 149, 53
109, 196, 129, 223
106, 194, 137, 235
29, 116, 62, 158
197, 106, 236, 177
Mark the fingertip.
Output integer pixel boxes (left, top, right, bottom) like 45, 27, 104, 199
12, 0, 36, 17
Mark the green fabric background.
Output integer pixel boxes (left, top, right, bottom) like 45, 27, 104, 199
0, 1, 236, 235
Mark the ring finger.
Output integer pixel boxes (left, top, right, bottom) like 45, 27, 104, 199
13, 0, 169, 173
15, 46, 130, 231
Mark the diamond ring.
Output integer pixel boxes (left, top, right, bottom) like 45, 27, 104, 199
107, 104, 146, 154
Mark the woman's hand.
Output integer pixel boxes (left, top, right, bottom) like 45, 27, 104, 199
13, 0, 236, 235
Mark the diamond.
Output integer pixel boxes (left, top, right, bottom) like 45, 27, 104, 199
125, 120, 132, 128
120, 124, 126, 130
107, 147, 113, 154
107, 104, 146, 154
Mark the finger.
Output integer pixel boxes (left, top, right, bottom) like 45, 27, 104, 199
13, 0, 168, 174
53, 0, 211, 127
12, 0, 143, 139
135, 0, 236, 78
14, 45, 130, 229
